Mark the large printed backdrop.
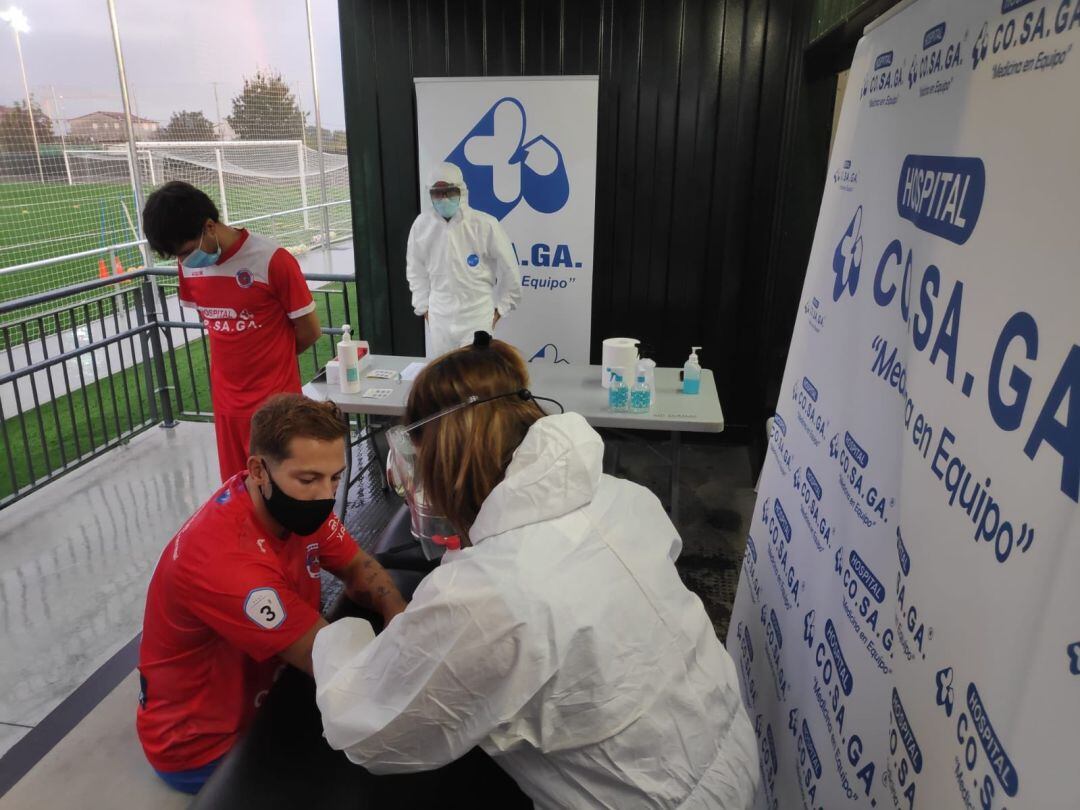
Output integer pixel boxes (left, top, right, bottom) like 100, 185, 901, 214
414, 77, 598, 364
727, 1, 1080, 808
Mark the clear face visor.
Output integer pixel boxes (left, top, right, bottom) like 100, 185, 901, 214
384, 388, 564, 559
386, 424, 460, 559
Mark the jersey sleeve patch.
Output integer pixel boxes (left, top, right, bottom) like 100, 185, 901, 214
244, 587, 287, 630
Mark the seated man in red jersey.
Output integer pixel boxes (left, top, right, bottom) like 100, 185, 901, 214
136, 394, 407, 794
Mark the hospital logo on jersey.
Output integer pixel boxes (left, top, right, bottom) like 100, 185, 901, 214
467, 253, 480, 267
235, 268, 254, 288
446, 97, 570, 221
305, 542, 321, 579
244, 587, 286, 630
198, 306, 237, 320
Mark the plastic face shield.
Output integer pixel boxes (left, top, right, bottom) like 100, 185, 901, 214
386, 422, 460, 559
385, 390, 563, 559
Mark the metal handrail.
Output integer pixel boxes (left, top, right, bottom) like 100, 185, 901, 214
0, 284, 142, 332
0, 262, 357, 508
1, 265, 351, 318
0, 324, 153, 386
0, 242, 148, 278
0, 270, 150, 315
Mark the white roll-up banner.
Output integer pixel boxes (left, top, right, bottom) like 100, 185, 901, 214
727, 1, 1080, 808
414, 76, 599, 364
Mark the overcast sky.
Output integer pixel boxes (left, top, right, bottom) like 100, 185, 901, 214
0, 0, 347, 131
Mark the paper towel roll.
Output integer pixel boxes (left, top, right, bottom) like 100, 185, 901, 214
601, 338, 639, 388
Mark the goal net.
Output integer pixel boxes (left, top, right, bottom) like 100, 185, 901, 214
65, 139, 350, 249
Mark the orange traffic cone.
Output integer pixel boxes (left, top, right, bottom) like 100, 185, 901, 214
113, 256, 124, 275
98, 258, 109, 279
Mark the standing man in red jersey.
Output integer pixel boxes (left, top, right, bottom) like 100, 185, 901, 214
142, 181, 323, 481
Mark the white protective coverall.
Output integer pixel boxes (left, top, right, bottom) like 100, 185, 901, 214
313, 412, 760, 809
406, 165, 522, 358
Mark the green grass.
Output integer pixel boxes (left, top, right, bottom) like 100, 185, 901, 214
0, 281, 357, 503
0, 176, 351, 305
0, 181, 145, 302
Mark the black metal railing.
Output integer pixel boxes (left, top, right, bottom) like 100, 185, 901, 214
0, 265, 357, 508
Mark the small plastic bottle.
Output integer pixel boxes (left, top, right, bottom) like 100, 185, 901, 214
608, 369, 629, 412
630, 373, 651, 413
636, 357, 656, 393
682, 346, 702, 395
338, 323, 361, 394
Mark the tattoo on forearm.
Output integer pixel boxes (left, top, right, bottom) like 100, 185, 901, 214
348, 555, 403, 611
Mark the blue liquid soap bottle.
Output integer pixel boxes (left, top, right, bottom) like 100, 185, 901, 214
682, 346, 702, 395
630, 373, 651, 413
609, 369, 629, 412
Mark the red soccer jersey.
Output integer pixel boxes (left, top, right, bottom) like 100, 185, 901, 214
136, 474, 358, 772
177, 230, 316, 416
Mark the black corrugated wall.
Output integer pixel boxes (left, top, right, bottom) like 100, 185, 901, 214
337, 0, 827, 429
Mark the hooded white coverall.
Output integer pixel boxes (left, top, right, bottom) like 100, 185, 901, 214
406, 173, 522, 359
313, 413, 760, 809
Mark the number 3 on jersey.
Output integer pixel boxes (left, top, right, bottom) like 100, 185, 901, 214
244, 587, 287, 629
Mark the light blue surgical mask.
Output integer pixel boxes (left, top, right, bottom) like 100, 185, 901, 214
432, 197, 460, 220
182, 231, 221, 269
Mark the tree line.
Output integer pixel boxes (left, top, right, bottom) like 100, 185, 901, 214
0, 69, 346, 153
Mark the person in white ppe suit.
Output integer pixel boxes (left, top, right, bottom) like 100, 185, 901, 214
406, 163, 522, 358
312, 333, 760, 809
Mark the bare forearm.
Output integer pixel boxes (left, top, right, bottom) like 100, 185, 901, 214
347, 555, 407, 618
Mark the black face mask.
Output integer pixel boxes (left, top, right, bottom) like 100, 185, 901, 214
260, 461, 336, 536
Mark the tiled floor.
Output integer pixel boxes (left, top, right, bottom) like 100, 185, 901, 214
0, 422, 219, 758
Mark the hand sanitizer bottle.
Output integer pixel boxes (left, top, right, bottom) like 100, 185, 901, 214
608, 369, 629, 412
338, 324, 361, 394
682, 346, 702, 395
630, 374, 651, 413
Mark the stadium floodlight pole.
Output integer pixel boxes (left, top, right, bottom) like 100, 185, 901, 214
49, 86, 72, 185
212, 81, 223, 140
105, 0, 151, 269
1, 7, 45, 184
305, 0, 331, 252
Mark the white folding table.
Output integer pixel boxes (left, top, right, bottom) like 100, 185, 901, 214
307, 355, 725, 524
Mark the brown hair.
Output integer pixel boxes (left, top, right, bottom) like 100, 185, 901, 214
249, 393, 348, 461
405, 339, 545, 536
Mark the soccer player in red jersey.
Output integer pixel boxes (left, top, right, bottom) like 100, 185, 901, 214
137, 394, 406, 794
142, 181, 324, 482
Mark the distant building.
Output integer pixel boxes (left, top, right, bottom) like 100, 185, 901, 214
68, 111, 159, 144
214, 120, 237, 141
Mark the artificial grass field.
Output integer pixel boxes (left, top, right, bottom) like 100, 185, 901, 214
0, 178, 349, 303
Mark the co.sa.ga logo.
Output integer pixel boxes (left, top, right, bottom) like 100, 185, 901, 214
446, 97, 570, 221
529, 343, 570, 365
832, 159, 859, 191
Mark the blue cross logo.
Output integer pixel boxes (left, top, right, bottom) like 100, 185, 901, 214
446, 97, 570, 221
